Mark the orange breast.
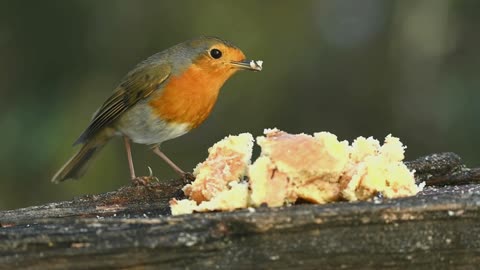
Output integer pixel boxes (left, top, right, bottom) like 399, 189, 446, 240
149, 60, 234, 129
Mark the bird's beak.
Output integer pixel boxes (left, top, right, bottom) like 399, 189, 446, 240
230, 60, 263, 71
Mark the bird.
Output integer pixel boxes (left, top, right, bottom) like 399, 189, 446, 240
52, 36, 262, 183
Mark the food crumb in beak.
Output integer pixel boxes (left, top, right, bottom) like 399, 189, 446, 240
249, 60, 263, 70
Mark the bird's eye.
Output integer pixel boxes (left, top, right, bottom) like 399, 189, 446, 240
210, 48, 222, 59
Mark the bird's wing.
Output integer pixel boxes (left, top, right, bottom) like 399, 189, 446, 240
74, 63, 171, 145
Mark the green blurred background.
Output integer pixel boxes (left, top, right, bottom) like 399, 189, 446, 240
1, 0, 479, 210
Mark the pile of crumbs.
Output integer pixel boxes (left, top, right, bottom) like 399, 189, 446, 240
170, 129, 423, 215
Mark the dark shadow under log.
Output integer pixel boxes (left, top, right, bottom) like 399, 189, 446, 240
0, 152, 479, 269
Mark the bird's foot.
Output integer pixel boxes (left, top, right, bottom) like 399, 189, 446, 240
131, 176, 159, 186
181, 172, 195, 184
131, 166, 158, 186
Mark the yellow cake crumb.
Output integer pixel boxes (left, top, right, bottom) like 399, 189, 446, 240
169, 198, 198, 215
169, 133, 253, 215
196, 181, 249, 212
251, 129, 349, 204
185, 133, 253, 203
170, 182, 250, 215
170, 129, 422, 215
341, 134, 419, 201
248, 156, 293, 207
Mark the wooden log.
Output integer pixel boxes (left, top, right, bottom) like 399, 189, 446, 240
0, 178, 185, 225
405, 152, 480, 186
0, 153, 479, 269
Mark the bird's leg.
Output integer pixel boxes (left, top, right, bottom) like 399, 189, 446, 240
152, 146, 185, 175
124, 136, 155, 186
152, 146, 195, 182
123, 136, 136, 180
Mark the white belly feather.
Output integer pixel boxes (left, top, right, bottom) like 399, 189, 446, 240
115, 101, 190, 145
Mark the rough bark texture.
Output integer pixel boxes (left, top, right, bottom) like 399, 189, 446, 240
1, 152, 479, 270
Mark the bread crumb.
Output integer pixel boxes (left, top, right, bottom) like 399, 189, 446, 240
249, 60, 263, 70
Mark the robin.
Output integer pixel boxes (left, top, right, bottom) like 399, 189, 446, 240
52, 36, 263, 183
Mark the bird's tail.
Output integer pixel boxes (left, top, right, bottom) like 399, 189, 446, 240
52, 133, 112, 183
